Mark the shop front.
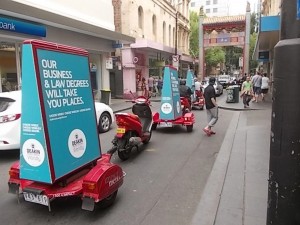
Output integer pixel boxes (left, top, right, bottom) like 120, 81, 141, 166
121, 39, 193, 99
0, 1, 134, 94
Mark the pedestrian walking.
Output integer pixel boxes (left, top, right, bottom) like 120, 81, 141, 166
148, 76, 154, 97
203, 77, 218, 136
261, 73, 270, 101
157, 77, 163, 96
251, 71, 262, 102
241, 76, 253, 108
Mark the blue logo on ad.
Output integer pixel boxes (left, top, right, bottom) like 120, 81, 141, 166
0, 16, 46, 37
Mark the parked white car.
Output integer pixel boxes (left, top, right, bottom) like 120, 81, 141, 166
0, 91, 114, 150
201, 80, 224, 96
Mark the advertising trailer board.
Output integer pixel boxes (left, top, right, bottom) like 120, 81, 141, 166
20, 40, 101, 184
159, 66, 181, 120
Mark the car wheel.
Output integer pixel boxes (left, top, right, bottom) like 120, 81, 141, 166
98, 112, 111, 133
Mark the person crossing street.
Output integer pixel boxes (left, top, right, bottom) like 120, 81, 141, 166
203, 77, 218, 136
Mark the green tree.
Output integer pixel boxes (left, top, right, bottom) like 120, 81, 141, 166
249, 32, 258, 72
224, 46, 243, 71
189, 11, 199, 58
205, 47, 225, 73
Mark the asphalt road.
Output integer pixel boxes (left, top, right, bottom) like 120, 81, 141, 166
0, 101, 234, 225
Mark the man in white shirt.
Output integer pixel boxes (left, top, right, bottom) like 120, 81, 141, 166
194, 78, 201, 91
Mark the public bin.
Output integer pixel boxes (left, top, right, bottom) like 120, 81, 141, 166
100, 89, 111, 105
226, 86, 235, 103
233, 85, 240, 103
226, 85, 240, 103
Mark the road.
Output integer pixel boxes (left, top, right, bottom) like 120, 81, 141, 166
0, 101, 234, 225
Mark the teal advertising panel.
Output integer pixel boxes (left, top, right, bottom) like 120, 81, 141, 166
20, 40, 101, 184
159, 66, 181, 120
186, 70, 195, 93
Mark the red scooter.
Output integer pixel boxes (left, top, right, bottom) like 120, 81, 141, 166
192, 89, 205, 110
108, 95, 153, 161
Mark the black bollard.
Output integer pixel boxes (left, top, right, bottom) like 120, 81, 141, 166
267, 0, 300, 224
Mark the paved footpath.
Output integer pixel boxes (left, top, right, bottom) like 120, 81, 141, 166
109, 92, 272, 225
191, 93, 271, 225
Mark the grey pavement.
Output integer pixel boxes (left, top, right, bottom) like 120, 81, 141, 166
108, 90, 271, 225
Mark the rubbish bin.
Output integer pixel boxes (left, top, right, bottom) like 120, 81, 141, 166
233, 85, 240, 103
226, 86, 235, 103
100, 89, 111, 105
226, 85, 240, 103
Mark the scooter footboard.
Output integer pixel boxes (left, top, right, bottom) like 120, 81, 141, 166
82, 159, 124, 210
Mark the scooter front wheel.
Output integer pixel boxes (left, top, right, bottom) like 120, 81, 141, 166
118, 149, 131, 161
142, 131, 152, 144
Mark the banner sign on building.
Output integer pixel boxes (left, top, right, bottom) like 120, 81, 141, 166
0, 16, 46, 37
298, 0, 300, 20
20, 40, 101, 184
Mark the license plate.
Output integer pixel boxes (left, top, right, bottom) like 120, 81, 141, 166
116, 128, 125, 134
159, 122, 173, 127
23, 192, 49, 206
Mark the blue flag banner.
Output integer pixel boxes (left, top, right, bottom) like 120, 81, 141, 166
20, 40, 101, 184
159, 66, 181, 120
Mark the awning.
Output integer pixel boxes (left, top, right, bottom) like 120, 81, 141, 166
0, 0, 135, 44
253, 15, 280, 61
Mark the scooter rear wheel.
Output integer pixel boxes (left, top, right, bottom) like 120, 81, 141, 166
117, 138, 131, 161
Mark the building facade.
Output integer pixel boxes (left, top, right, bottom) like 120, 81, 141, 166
114, 0, 193, 98
0, 0, 134, 97
254, 0, 280, 78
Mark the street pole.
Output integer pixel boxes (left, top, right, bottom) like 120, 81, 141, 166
267, 0, 300, 224
175, 12, 178, 56
198, 6, 204, 81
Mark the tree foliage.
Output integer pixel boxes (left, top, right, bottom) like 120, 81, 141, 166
189, 11, 199, 58
205, 47, 225, 68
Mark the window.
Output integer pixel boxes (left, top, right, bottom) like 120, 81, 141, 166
169, 25, 171, 46
206, 0, 210, 5
163, 22, 166, 45
191, 2, 195, 7
138, 6, 144, 30
213, 8, 218, 13
213, 0, 218, 4
152, 15, 157, 36
206, 8, 210, 13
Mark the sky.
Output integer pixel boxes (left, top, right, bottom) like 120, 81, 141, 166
228, 0, 259, 15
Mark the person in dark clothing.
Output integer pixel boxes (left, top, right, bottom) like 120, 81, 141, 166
203, 77, 218, 136
179, 79, 193, 110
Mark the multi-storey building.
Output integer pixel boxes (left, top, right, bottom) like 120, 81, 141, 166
113, 0, 193, 98
254, 0, 280, 78
190, 0, 229, 16
0, 0, 134, 95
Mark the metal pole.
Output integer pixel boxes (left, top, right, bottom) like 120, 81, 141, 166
267, 0, 300, 224
198, 6, 204, 81
175, 12, 178, 56
244, 3, 251, 75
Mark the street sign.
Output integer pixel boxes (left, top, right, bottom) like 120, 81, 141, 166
112, 43, 123, 48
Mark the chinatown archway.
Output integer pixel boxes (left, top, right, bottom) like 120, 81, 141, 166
198, 3, 251, 80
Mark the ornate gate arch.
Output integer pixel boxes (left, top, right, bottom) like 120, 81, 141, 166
198, 4, 251, 80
